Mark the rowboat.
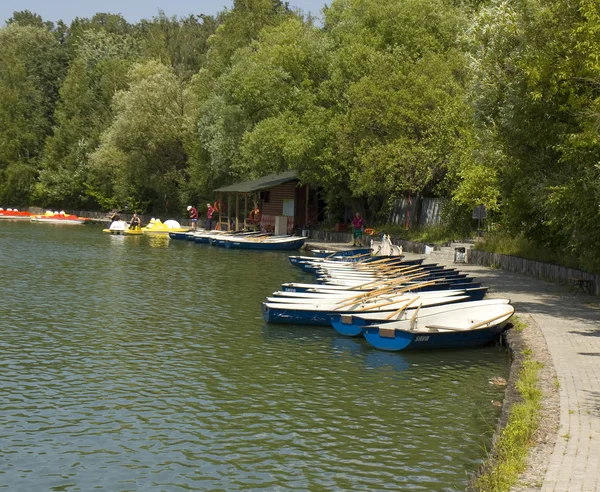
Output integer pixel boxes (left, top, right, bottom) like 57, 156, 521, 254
310, 248, 371, 258
362, 303, 515, 351
261, 291, 473, 326
223, 235, 306, 251
329, 298, 511, 336
169, 229, 209, 240
31, 211, 90, 224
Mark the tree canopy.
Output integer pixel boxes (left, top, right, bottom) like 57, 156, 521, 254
1, 0, 600, 269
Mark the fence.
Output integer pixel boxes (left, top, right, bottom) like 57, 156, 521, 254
389, 197, 445, 227
306, 230, 427, 254
467, 249, 600, 296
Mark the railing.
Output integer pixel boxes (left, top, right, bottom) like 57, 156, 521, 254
467, 249, 599, 296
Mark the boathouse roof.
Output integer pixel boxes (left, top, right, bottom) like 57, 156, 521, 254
214, 170, 299, 193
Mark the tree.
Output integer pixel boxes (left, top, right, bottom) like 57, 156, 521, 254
89, 61, 190, 213
0, 24, 66, 205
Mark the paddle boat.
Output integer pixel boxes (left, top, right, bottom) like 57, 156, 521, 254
329, 298, 511, 336
362, 303, 515, 351
30, 211, 90, 224
142, 218, 189, 234
0, 208, 31, 220
103, 220, 143, 235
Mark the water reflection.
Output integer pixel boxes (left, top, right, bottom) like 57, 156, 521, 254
146, 234, 170, 248
364, 349, 411, 373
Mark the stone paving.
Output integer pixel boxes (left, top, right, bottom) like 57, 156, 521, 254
435, 259, 600, 491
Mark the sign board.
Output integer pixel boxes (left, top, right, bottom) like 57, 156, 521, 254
472, 205, 487, 220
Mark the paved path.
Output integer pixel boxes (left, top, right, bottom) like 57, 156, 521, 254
435, 258, 600, 491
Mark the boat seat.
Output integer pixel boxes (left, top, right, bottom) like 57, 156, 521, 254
379, 326, 396, 338
424, 324, 467, 331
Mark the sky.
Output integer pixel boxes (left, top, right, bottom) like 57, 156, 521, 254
0, 0, 328, 26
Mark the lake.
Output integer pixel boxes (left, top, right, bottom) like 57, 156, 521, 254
0, 222, 509, 491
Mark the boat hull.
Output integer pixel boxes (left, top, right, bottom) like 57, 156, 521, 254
225, 237, 306, 250
329, 298, 506, 336
262, 294, 470, 326
363, 322, 510, 351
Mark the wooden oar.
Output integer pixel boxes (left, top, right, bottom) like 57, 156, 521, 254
348, 269, 423, 290
392, 279, 438, 295
423, 311, 513, 332
352, 297, 411, 312
409, 303, 423, 330
334, 284, 400, 308
384, 296, 420, 320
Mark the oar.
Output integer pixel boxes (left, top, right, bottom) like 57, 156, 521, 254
348, 270, 422, 290
334, 284, 399, 308
353, 296, 415, 312
384, 296, 420, 320
392, 279, 438, 295
423, 311, 513, 332
409, 303, 423, 330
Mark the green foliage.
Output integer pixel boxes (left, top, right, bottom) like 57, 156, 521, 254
0, 23, 66, 205
89, 61, 190, 212
1, 0, 600, 270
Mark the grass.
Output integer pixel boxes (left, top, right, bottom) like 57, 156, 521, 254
511, 316, 528, 334
474, 351, 543, 491
372, 224, 469, 244
474, 232, 587, 272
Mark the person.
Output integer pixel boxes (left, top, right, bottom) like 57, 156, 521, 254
108, 211, 119, 226
206, 203, 215, 230
129, 213, 141, 230
187, 205, 198, 230
248, 203, 261, 231
351, 212, 365, 246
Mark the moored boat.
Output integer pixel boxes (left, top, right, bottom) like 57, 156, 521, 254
142, 218, 189, 234
362, 303, 515, 351
0, 209, 31, 220
31, 211, 90, 224
261, 291, 471, 326
310, 247, 371, 258
223, 235, 306, 251
329, 298, 511, 336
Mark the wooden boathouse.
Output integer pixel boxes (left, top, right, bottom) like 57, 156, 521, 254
213, 171, 321, 233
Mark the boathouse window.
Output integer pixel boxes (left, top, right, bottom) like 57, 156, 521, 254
260, 191, 270, 203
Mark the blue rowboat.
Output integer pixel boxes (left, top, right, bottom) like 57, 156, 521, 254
261, 293, 472, 326
362, 303, 514, 351
310, 248, 372, 258
169, 231, 192, 240
224, 236, 307, 251
329, 298, 509, 336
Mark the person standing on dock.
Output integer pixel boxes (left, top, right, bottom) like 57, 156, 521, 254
187, 205, 198, 230
206, 203, 215, 230
351, 212, 365, 246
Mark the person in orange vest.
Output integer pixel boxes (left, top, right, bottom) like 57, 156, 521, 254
187, 205, 198, 230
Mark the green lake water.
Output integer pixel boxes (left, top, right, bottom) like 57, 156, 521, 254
0, 222, 510, 491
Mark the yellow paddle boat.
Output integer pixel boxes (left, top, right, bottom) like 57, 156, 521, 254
103, 220, 143, 235
141, 218, 189, 235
